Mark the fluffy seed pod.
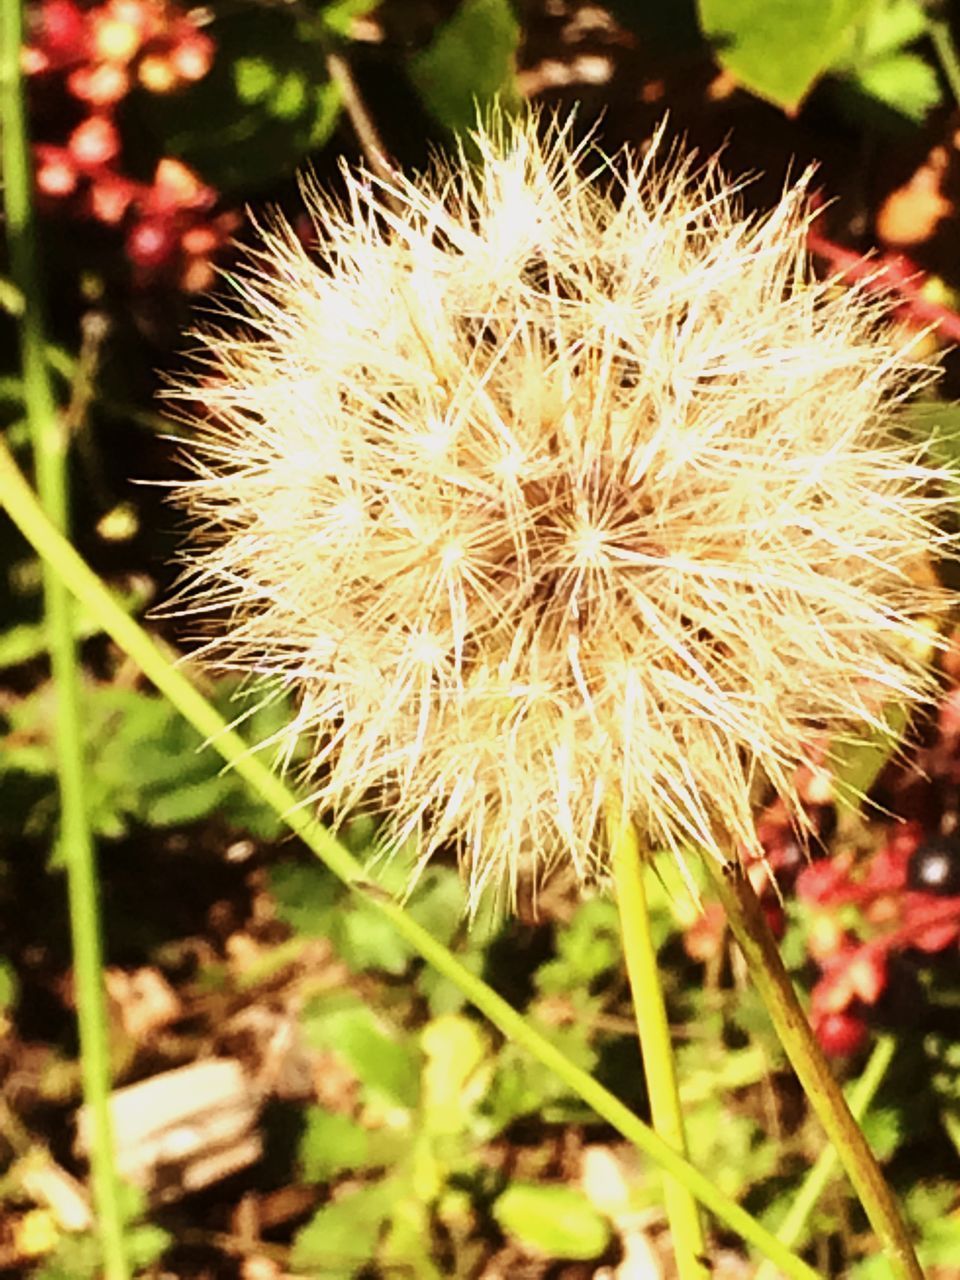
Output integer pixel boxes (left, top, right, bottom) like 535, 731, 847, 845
168, 112, 956, 908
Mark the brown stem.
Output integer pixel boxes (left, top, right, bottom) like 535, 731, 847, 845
708, 862, 923, 1280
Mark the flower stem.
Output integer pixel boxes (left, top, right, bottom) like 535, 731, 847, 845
708, 863, 922, 1280
756, 1034, 896, 1280
0, 439, 825, 1280
1, 5, 128, 1278
608, 808, 708, 1279
929, 8, 960, 109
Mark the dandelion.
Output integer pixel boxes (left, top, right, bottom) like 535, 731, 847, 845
169, 111, 955, 911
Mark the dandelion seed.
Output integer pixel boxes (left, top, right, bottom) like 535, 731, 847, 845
169, 111, 957, 910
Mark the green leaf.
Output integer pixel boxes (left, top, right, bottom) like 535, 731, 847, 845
914, 400, 960, 501
301, 1001, 421, 1109
0, 680, 289, 841
418, 942, 483, 1016
421, 1014, 489, 1136
409, 0, 521, 132
142, 7, 342, 194
856, 1105, 903, 1161
697, 0, 872, 109
0, 584, 151, 669
270, 860, 341, 937
340, 902, 416, 974
0, 957, 19, 1011
381, 1193, 445, 1280
492, 1182, 612, 1259
405, 867, 465, 948
849, 1182, 960, 1276
863, 42, 938, 111
292, 1180, 396, 1274
124, 1223, 172, 1271
321, 0, 381, 38
535, 898, 622, 996
272, 856, 416, 972
853, 0, 927, 58
829, 704, 909, 814
299, 1108, 373, 1181
683, 1099, 774, 1200
485, 1021, 599, 1133
143, 774, 232, 828
833, 1, 941, 121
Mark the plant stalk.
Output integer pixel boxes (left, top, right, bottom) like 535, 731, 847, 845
929, 9, 960, 109
756, 1034, 896, 1280
708, 863, 922, 1280
0, 4, 128, 1275
608, 807, 708, 1278
0, 438, 825, 1280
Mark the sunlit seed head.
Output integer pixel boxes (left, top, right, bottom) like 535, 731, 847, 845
169, 109, 958, 909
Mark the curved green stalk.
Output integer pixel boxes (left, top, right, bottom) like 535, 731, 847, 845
0, 440, 823, 1280
929, 12, 960, 109
708, 864, 921, 1280
756, 1034, 896, 1280
608, 807, 707, 1278
0, 4, 128, 1276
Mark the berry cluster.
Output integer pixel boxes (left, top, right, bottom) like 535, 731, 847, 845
685, 730, 960, 1057
23, 0, 236, 291
796, 824, 960, 1056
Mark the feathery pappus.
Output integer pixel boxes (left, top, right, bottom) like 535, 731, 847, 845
168, 111, 958, 909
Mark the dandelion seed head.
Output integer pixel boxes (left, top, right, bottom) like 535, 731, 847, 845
169, 111, 957, 909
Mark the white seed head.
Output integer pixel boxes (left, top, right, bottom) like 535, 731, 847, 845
169, 111, 957, 908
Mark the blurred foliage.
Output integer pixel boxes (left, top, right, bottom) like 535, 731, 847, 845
698, 0, 949, 116
409, 0, 521, 131
1, 676, 293, 843
3, 0, 960, 1273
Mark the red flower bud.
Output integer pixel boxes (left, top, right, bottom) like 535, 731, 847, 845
68, 115, 121, 171
34, 144, 78, 197
67, 61, 130, 107
145, 158, 214, 215
815, 1011, 869, 1057
88, 171, 140, 225
37, 0, 88, 62
126, 216, 180, 272
169, 30, 214, 83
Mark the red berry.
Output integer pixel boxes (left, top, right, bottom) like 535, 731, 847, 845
67, 61, 130, 107
796, 856, 853, 905
807, 911, 845, 963
144, 157, 214, 215
169, 30, 214, 83
763, 903, 786, 940
126, 217, 180, 272
138, 52, 178, 94
91, 10, 142, 63
68, 115, 121, 170
38, 0, 88, 61
900, 896, 960, 953
846, 948, 886, 1006
939, 689, 960, 738
178, 255, 216, 293
862, 844, 910, 896
34, 144, 78, 197
87, 171, 139, 224
179, 223, 218, 256
815, 1011, 869, 1057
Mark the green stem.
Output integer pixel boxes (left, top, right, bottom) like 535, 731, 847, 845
708, 864, 922, 1280
0, 441, 823, 1280
929, 10, 960, 109
608, 808, 708, 1278
0, 5, 128, 1277
756, 1035, 896, 1280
